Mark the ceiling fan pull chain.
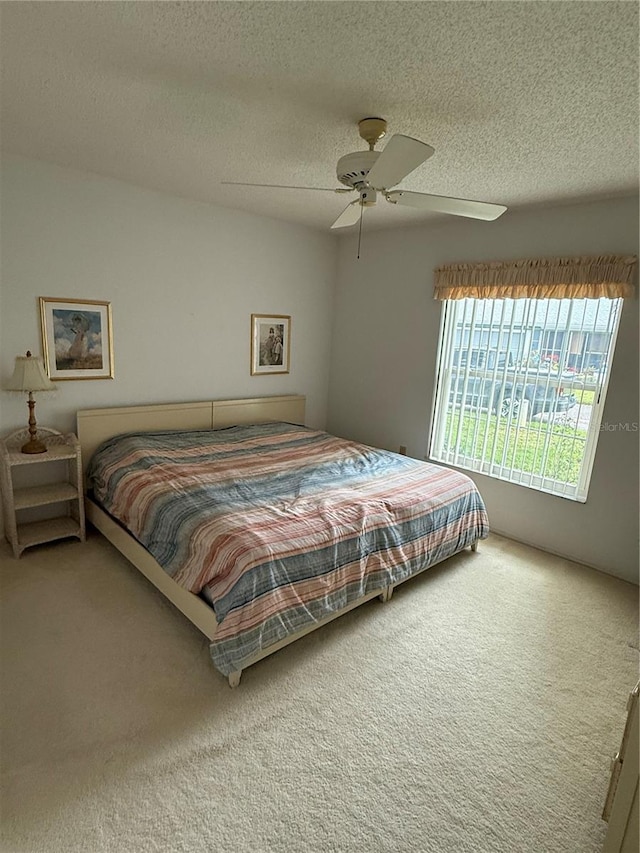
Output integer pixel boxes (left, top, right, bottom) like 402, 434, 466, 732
357, 203, 364, 259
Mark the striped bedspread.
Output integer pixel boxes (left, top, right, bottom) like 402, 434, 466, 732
88, 423, 489, 676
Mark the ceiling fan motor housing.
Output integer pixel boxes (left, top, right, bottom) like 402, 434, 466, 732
337, 151, 380, 188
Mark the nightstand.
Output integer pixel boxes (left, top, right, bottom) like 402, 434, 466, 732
0, 427, 86, 558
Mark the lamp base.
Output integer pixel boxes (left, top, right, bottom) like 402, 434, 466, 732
22, 394, 48, 453
21, 439, 47, 454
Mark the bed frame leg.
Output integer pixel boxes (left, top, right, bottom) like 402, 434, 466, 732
379, 586, 394, 603
228, 670, 242, 689
471, 541, 478, 552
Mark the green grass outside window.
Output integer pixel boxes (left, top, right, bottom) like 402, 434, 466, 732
444, 411, 587, 486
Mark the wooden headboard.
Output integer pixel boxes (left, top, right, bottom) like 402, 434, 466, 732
76, 394, 306, 473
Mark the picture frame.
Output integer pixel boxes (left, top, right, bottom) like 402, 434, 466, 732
250, 314, 291, 375
39, 297, 114, 380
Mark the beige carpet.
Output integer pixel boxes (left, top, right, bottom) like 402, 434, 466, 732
1, 530, 637, 853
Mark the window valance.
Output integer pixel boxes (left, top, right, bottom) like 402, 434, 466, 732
434, 254, 638, 300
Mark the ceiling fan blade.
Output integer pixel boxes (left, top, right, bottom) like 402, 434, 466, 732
366, 135, 435, 190
330, 200, 362, 230
387, 190, 507, 221
221, 181, 352, 194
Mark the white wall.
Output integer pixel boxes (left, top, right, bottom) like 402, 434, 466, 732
1, 155, 337, 437
328, 197, 639, 583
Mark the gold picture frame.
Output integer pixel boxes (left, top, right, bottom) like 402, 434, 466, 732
39, 297, 114, 380
250, 314, 291, 375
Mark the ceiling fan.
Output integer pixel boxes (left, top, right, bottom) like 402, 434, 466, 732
221, 117, 507, 230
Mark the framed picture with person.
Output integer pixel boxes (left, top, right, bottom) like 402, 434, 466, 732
39, 297, 114, 380
250, 314, 291, 375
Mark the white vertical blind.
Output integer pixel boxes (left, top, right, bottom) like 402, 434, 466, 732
430, 297, 623, 502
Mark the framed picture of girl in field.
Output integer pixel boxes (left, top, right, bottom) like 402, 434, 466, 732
40, 297, 114, 380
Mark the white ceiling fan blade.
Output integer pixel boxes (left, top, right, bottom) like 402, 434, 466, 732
221, 181, 352, 193
330, 200, 362, 229
387, 190, 507, 221
366, 135, 435, 190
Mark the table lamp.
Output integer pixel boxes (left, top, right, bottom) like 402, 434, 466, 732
4, 351, 56, 453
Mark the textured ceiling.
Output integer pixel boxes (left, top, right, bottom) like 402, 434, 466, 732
1, 1, 638, 232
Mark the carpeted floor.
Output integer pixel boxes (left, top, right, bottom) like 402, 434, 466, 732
1, 529, 637, 853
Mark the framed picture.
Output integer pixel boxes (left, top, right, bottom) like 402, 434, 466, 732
250, 314, 291, 375
39, 297, 114, 380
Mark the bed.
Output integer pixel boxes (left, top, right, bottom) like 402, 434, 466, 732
77, 395, 489, 686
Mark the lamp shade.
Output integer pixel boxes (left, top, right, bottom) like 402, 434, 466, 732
5, 352, 55, 392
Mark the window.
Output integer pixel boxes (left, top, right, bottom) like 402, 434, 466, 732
429, 254, 636, 502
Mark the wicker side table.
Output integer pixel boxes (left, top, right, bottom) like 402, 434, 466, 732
0, 427, 86, 558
